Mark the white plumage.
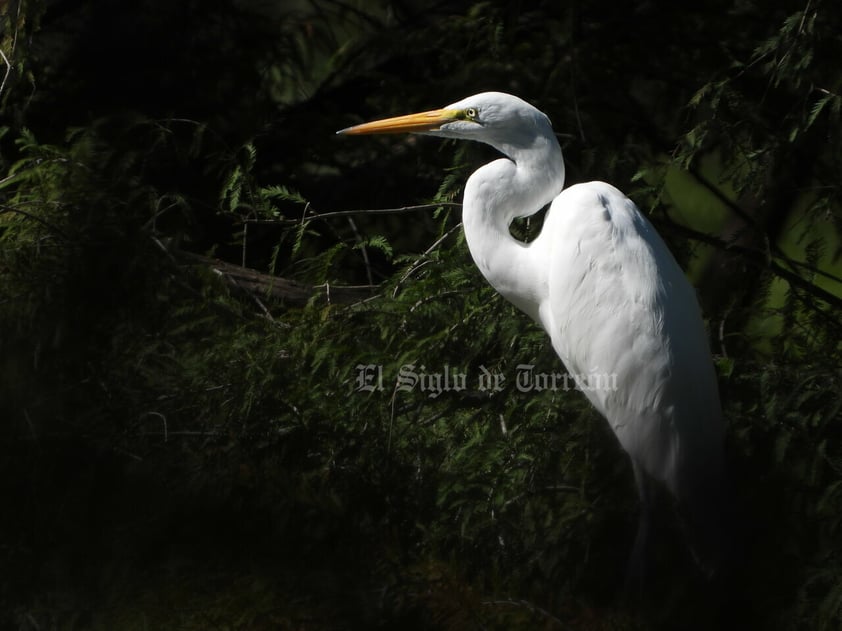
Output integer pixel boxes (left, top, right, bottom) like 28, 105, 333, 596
339, 91, 727, 577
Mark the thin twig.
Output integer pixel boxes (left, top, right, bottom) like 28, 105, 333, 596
0, 204, 71, 240
243, 202, 462, 226
347, 216, 374, 287
134, 430, 224, 438
666, 220, 842, 310
0, 47, 11, 100
672, 170, 842, 288
481, 599, 569, 629
241, 220, 248, 268
250, 292, 274, 320
140, 411, 168, 442
393, 222, 463, 296
409, 289, 471, 313
687, 166, 762, 231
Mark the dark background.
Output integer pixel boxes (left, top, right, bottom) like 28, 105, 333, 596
1, 0, 841, 628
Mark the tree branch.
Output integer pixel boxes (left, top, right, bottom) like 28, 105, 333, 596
0, 203, 71, 240
180, 251, 378, 308
244, 202, 462, 226
664, 220, 842, 311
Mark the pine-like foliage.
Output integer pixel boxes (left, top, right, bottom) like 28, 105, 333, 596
1, 1, 841, 629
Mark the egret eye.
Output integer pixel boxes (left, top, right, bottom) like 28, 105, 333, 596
465, 107, 478, 120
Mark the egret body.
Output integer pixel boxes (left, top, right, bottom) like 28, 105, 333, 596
338, 92, 726, 577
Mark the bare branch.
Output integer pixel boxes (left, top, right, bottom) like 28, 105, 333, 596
347, 216, 374, 287
181, 250, 377, 308
0, 203, 71, 240
244, 202, 462, 226
0, 47, 10, 100
665, 220, 842, 311
393, 222, 463, 297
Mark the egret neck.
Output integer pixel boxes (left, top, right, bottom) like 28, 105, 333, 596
461, 132, 565, 324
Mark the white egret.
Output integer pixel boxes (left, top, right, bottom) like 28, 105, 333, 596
338, 92, 727, 579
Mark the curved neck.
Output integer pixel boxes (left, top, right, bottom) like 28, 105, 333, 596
461, 138, 564, 322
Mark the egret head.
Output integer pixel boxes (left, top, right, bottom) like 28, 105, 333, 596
337, 91, 556, 157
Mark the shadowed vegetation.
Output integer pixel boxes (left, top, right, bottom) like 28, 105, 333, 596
1, 0, 841, 628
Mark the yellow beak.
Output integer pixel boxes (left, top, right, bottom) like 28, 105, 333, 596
337, 108, 461, 135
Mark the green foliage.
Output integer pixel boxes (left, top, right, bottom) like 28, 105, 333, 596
1, 1, 841, 630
